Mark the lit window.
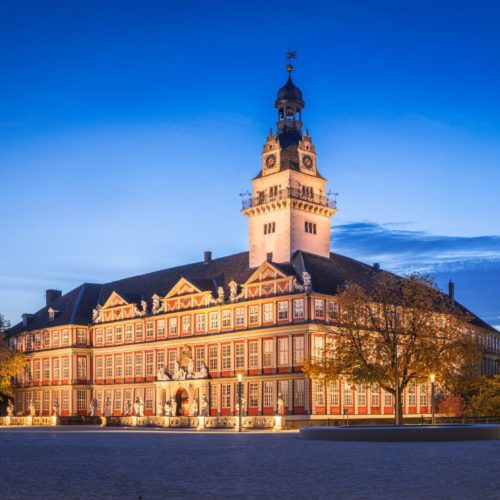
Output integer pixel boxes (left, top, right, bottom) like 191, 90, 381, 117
249, 342, 259, 369
168, 351, 176, 373
294, 380, 304, 406
62, 329, 69, 345
53, 358, 60, 380
157, 320, 165, 336
249, 383, 258, 407
43, 359, 50, 380
314, 336, 325, 361
328, 301, 339, 320
263, 339, 273, 367
62, 358, 69, 379
105, 327, 113, 343
249, 305, 259, 324
278, 380, 289, 407
222, 384, 231, 408
222, 310, 231, 328
408, 383, 416, 406
52, 331, 60, 346
293, 299, 305, 320
209, 346, 218, 371
95, 329, 103, 344
77, 390, 86, 411
263, 303, 274, 322
384, 391, 392, 406
344, 383, 353, 406
77, 357, 87, 380
114, 327, 123, 343
210, 384, 218, 409
293, 336, 304, 365
114, 391, 122, 411
135, 353, 143, 377
125, 325, 133, 341
96, 357, 103, 379
278, 338, 289, 366
145, 352, 154, 376
263, 381, 273, 407
314, 299, 325, 318
182, 316, 191, 334
168, 318, 177, 335
358, 384, 366, 406
146, 321, 154, 338
420, 384, 427, 406
105, 357, 113, 378
222, 345, 231, 370
235, 308, 245, 326
196, 314, 205, 332
135, 323, 144, 340
209, 312, 219, 330
278, 301, 289, 320
235, 343, 245, 370
315, 380, 325, 406
329, 381, 339, 406
125, 354, 133, 377
195, 347, 205, 371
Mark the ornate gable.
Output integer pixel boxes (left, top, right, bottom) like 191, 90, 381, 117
166, 277, 203, 299
242, 262, 294, 299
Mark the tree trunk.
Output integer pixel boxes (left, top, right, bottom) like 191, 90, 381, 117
394, 390, 403, 426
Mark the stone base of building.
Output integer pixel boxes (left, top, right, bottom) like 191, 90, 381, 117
0, 416, 60, 426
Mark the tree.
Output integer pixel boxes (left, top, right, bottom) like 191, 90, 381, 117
458, 375, 500, 417
304, 274, 481, 424
0, 314, 25, 401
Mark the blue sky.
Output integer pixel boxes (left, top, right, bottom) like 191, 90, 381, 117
1, 1, 499, 329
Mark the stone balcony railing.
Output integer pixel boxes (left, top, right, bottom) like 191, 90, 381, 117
241, 187, 336, 210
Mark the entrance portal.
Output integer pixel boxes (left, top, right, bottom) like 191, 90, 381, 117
175, 389, 189, 416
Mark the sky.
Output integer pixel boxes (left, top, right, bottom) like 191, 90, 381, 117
1, 0, 499, 329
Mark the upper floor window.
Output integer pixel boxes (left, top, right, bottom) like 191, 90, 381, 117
278, 301, 289, 320
135, 323, 144, 340
146, 321, 154, 338
249, 341, 259, 368
249, 305, 259, 324
328, 301, 339, 320
157, 320, 165, 336
222, 310, 231, 328
125, 324, 133, 341
263, 339, 273, 368
114, 326, 123, 343
168, 318, 177, 335
196, 314, 205, 332
293, 299, 305, 320
62, 329, 69, 345
76, 329, 86, 344
105, 327, 113, 343
305, 221, 317, 234
235, 308, 245, 326
43, 332, 50, 347
209, 312, 219, 330
263, 303, 274, 323
222, 344, 231, 370
263, 222, 276, 235
314, 299, 325, 319
182, 316, 191, 334
95, 329, 103, 344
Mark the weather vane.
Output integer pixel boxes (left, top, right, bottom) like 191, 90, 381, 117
286, 49, 297, 73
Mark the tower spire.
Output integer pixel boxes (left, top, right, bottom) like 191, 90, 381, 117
286, 49, 297, 75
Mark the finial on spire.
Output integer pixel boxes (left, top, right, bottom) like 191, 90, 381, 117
286, 49, 297, 74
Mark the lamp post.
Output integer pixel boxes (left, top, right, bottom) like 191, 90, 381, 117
237, 373, 243, 432
430, 374, 436, 425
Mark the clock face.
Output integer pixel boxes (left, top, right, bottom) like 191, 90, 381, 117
265, 154, 277, 169
302, 155, 313, 169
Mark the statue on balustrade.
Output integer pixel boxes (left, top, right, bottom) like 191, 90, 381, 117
124, 399, 132, 416
277, 394, 285, 416
29, 399, 36, 417
164, 399, 172, 417
7, 399, 14, 417
89, 398, 98, 417
200, 395, 209, 416
52, 400, 60, 417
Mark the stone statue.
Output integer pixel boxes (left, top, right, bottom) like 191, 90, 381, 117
171, 397, 177, 417
277, 394, 285, 416
217, 286, 225, 302
29, 399, 36, 417
200, 395, 209, 416
157, 367, 170, 381
302, 272, 312, 293
196, 362, 209, 379
229, 281, 238, 301
6, 399, 14, 417
124, 399, 132, 416
134, 398, 140, 416
152, 294, 163, 314
140, 300, 148, 315
52, 400, 60, 417
139, 397, 145, 417
92, 305, 103, 323
189, 398, 198, 416
172, 360, 186, 381
186, 358, 195, 378
164, 399, 172, 417
89, 398, 98, 416
157, 401, 163, 416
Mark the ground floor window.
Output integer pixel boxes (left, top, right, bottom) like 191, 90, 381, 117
329, 381, 339, 406
278, 380, 289, 406
370, 385, 380, 407
145, 388, 154, 410
249, 383, 258, 407
114, 391, 122, 411
210, 384, 218, 409
62, 391, 70, 411
263, 381, 273, 407
294, 380, 304, 407
315, 380, 325, 406
77, 390, 86, 411
222, 384, 231, 408
344, 383, 353, 406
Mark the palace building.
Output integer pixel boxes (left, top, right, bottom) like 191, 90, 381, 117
5, 65, 500, 423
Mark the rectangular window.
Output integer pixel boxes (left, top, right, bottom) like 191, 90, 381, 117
222, 384, 231, 408
209, 312, 218, 330
77, 390, 86, 411
408, 383, 416, 406
135, 323, 144, 340
249, 305, 259, 324
168, 318, 178, 335
328, 301, 339, 320
278, 380, 289, 407
196, 314, 205, 332
114, 390, 122, 411
34, 333, 41, 349
358, 384, 366, 406
146, 321, 154, 338
156, 351, 165, 371
115, 355, 123, 377
43, 359, 50, 380
249, 383, 259, 407
305, 221, 317, 234
209, 346, 218, 371
77, 357, 87, 380
62, 358, 69, 379
157, 320, 165, 337
384, 391, 393, 406
145, 388, 154, 410
168, 350, 177, 373
235, 308, 245, 326
105, 357, 113, 378
293, 336, 304, 365
314, 336, 325, 361
329, 381, 339, 406
53, 331, 60, 347
420, 384, 427, 406
344, 383, 353, 406
114, 326, 123, 343
135, 353, 143, 377
278, 338, 289, 366
314, 299, 325, 318
195, 347, 205, 372
371, 385, 380, 407
210, 384, 218, 409
263, 381, 273, 407
53, 358, 60, 380
43, 332, 50, 347
125, 324, 133, 341
95, 329, 103, 344
235, 343, 245, 370
145, 352, 154, 376
26, 335, 33, 351
125, 354, 133, 377
263, 303, 274, 323
222, 344, 231, 370
293, 299, 305, 320
222, 310, 231, 328
43, 391, 50, 410
278, 301, 289, 321
62, 329, 69, 345
263, 222, 276, 235
182, 316, 191, 334
96, 357, 103, 379
249, 341, 259, 369
315, 379, 325, 406
263, 339, 273, 368
105, 327, 113, 343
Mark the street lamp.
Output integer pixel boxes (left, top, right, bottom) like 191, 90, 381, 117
430, 374, 436, 425
237, 373, 243, 433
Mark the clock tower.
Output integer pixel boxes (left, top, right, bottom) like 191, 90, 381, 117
242, 63, 336, 268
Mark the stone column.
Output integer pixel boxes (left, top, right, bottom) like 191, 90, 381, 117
288, 334, 293, 373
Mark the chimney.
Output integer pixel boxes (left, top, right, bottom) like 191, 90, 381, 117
266, 252, 273, 262
373, 263, 380, 271
46, 289, 62, 307
448, 279, 455, 308
204, 251, 212, 263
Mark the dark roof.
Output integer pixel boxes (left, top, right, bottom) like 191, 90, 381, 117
5, 250, 497, 335
275, 75, 304, 107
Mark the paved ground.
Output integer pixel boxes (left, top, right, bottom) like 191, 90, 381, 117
0, 426, 499, 499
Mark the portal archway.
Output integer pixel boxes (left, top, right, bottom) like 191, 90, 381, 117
175, 388, 189, 416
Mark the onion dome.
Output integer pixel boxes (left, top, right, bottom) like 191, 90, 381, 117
275, 65, 305, 108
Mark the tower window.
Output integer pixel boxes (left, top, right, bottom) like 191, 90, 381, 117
305, 222, 317, 234
264, 222, 276, 235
